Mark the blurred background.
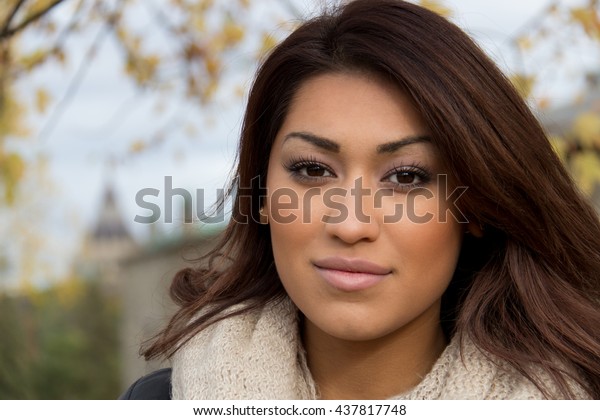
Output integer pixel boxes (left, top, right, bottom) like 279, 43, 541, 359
1, 0, 599, 399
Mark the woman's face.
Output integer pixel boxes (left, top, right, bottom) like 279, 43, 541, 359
264, 72, 464, 342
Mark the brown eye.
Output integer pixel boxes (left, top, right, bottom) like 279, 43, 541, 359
382, 166, 430, 191
285, 158, 335, 182
306, 165, 327, 177
394, 172, 416, 184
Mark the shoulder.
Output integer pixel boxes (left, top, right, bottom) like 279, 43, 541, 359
439, 339, 589, 399
119, 368, 172, 400
399, 337, 588, 400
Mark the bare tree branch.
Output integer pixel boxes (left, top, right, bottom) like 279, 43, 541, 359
37, 19, 113, 142
1, 0, 28, 35
0, 0, 69, 40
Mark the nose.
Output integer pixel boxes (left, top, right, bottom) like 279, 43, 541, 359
323, 178, 381, 244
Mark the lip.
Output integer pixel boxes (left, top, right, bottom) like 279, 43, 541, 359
313, 257, 391, 292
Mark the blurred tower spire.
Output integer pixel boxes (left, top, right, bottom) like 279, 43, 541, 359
79, 163, 138, 286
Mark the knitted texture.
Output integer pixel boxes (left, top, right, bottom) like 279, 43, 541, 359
171, 298, 317, 399
171, 298, 586, 399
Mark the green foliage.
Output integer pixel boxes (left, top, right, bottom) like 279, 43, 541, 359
0, 295, 34, 398
0, 279, 120, 399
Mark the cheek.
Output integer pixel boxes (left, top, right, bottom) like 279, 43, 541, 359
266, 187, 318, 257
266, 168, 327, 226
389, 191, 463, 275
396, 218, 463, 289
268, 215, 318, 302
268, 197, 326, 252
268, 188, 301, 224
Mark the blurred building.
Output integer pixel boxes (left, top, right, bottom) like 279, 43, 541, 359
80, 185, 139, 287
117, 224, 222, 389
81, 181, 224, 391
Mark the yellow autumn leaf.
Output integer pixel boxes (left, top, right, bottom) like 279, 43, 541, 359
129, 140, 146, 153
41, 20, 57, 34
571, 151, 600, 194
142, 54, 160, 77
570, 7, 600, 39
35, 88, 51, 113
193, 0, 215, 13
24, 0, 62, 17
537, 96, 551, 110
509, 73, 536, 99
205, 56, 220, 77
125, 54, 160, 85
186, 75, 198, 96
572, 112, 600, 147
203, 80, 218, 102
53, 47, 67, 65
234, 84, 246, 98
516, 36, 533, 51
192, 15, 206, 32
184, 42, 205, 61
130, 35, 142, 51
0, 151, 26, 205
549, 135, 567, 161
116, 27, 128, 42
18, 48, 49, 71
418, 0, 452, 18
0, 89, 29, 139
258, 33, 278, 58
222, 21, 245, 47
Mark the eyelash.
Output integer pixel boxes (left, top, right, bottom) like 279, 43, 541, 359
382, 164, 431, 191
283, 155, 335, 184
283, 156, 432, 191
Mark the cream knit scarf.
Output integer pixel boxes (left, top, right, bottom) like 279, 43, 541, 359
171, 298, 582, 399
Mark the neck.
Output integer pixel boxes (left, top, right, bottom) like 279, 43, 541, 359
303, 309, 447, 400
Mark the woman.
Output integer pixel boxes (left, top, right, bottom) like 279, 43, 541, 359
123, 0, 600, 399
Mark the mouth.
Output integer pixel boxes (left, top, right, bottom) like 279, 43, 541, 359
312, 257, 392, 292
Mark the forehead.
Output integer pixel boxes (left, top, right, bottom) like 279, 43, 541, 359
276, 72, 429, 151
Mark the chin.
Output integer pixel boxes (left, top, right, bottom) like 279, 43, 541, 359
310, 312, 402, 343
329, 327, 392, 342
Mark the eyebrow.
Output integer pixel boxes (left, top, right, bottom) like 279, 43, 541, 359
282, 131, 431, 154
376, 135, 431, 154
283, 132, 340, 152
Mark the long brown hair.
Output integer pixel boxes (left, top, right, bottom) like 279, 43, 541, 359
143, 0, 600, 398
